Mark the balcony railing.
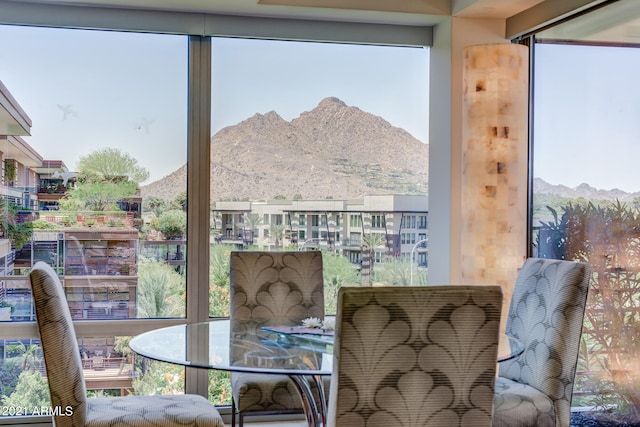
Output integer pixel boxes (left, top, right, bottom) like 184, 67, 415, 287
8, 185, 38, 194
37, 184, 71, 194
37, 356, 136, 394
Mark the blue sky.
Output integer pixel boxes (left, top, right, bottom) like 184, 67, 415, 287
211, 38, 430, 140
4, 24, 636, 193
0, 25, 429, 184
534, 43, 640, 193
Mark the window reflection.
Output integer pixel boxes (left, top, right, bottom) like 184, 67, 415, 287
0, 24, 188, 412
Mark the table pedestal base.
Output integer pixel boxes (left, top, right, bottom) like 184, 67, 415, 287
289, 374, 327, 427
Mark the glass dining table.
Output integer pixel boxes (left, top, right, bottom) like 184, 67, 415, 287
129, 319, 523, 427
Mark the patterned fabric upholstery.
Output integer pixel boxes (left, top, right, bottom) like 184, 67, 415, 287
229, 250, 325, 427
29, 261, 224, 427
493, 258, 591, 427
328, 285, 503, 427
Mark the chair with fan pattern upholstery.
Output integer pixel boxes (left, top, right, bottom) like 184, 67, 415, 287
328, 285, 503, 427
229, 250, 327, 427
29, 261, 224, 427
493, 258, 591, 427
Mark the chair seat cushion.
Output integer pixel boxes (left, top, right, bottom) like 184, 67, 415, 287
231, 372, 330, 413
493, 377, 555, 427
86, 394, 224, 427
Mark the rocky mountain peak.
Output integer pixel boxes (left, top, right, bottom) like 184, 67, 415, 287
317, 96, 347, 108
142, 97, 428, 202
244, 110, 287, 127
533, 177, 640, 202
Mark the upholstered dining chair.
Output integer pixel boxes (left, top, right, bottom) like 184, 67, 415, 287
29, 261, 224, 427
328, 285, 503, 427
229, 250, 326, 427
493, 258, 591, 427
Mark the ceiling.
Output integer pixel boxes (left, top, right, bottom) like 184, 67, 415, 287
16, 0, 546, 25
537, 0, 640, 44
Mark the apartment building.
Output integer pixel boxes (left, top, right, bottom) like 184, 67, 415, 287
214, 194, 428, 266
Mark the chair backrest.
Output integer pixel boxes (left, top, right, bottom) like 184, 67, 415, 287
229, 251, 324, 325
30, 261, 87, 426
499, 258, 590, 427
328, 285, 503, 427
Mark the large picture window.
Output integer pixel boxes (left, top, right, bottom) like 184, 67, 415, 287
530, 0, 640, 421
0, 24, 188, 413
0, 5, 430, 420
209, 37, 429, 308
208, 36, 429, 403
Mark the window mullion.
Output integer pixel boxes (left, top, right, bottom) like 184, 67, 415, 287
185, 35, 212, 396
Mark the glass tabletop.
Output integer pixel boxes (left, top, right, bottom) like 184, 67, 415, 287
130, 319, 524, 374
499, 333, 524, 362
129, 319, 333, 376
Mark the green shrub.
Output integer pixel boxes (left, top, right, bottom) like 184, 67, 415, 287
538, 200, 640, 418
155, 210, 186, 240
31, 219, 59, 229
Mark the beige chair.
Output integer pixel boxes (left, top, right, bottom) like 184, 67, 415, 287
328, 285, 503, 427
493, 258, 591, 427
29, 261, 224, 427
229, 250, 326, 427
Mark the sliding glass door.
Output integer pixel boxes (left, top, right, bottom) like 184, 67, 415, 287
530, 0, 640, 420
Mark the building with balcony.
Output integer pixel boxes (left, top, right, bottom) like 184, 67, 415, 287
0, 82, 141, 396
32, 159, 77, 210
214, 194, 428, 266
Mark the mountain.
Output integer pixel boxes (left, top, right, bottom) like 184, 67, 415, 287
533, 178, 640, 201
142, 97, 428, 201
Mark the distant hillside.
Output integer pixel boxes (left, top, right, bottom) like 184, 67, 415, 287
142, 97, 428, 201
533, 177, 640, 202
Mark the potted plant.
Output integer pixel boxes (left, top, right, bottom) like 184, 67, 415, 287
4, 160, 16, 186
0, 281, 14, 321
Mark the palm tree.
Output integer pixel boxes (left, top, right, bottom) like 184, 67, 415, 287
361, 233, 387, 285
14, 343, 42, 371
241, 213, 263, 245
269, 224, 286, 249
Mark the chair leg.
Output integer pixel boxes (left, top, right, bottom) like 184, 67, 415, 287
231, 398, 236, 427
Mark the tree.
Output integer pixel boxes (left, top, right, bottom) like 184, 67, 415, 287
137, 257, 185, 318
154, 210, 186, 240
269, 224, 285, 249
0, 199, 33, 251
537, 200, 640, 417
0, 360, 21, 398
2, 370, 50, 410
3, 160, 16, 184
12, 343, 42, 371
59, 148, 146, 212
77, 147, 149, 184
209, 244, 232, 317
322, 252, 360, 314
144, 197, 167, 217
241, 213, 263, 231
374, 258, 427, 286
65, 180, 137, 211
171, 191, 187, 212
239, 213, 263, 244
361, 233, 386, 285
131, 358, 185, 396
